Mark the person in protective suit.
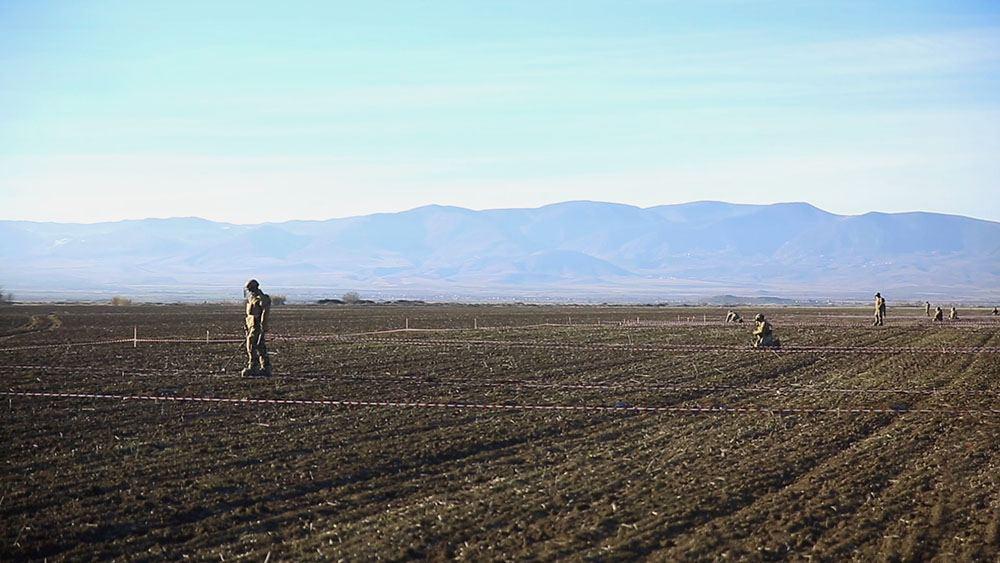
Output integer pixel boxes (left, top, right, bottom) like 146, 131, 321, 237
242, 279, 272, 376
993, 307, 999, 316
752, 313, 780, 348
872, 292, 886, 326
949, 307, 959, 321
725, 310, 744, 323
932, 306, 944, 322
925, 302, 932, 317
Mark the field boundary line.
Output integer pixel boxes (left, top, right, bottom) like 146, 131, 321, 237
3, 332, 997, 354
4, 365, 1000, 397
0, 339, 134, 352
612, 319, 1000, 329
4, 391, 999, 416
347, 337, 1000, 355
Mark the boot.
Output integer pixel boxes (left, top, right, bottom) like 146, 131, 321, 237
241, 364, 260, 377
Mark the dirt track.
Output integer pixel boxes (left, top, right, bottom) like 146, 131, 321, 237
2, 304, 999, 560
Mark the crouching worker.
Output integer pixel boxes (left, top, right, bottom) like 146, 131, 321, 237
243, 279, 272, 376
933, 307, 944, 322
725, 310, 744, 323
752, 313, 780, 348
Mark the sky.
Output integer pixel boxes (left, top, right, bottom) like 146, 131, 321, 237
1, 0, 999, 223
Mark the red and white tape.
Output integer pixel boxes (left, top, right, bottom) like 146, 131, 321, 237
4, 391, 999, 416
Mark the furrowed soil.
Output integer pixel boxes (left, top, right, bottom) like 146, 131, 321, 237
2, 304, 999, 561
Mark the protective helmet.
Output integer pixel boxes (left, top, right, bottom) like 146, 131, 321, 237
754, 313, 765, 322
245, 279, 259, 291
875, 292, 881, 297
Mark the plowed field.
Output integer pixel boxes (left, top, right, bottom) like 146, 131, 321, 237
2, 304, 999, 560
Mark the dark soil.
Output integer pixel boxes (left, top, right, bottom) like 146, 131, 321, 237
2, 304, 998, 561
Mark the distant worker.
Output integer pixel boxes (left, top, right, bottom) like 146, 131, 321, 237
925, 301, 932, 317
933, 307, 944, 322
752, 313, 780, 348
992, 307, 999, 316
243, 279, 272, 376
725, 310, 744, 323
872, 292, 886, 326
949, 307, 959, 321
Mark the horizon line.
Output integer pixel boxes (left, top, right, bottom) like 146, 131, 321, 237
3, 199, 998, 226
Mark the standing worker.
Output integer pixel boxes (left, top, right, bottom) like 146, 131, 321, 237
872, 292, 886, 326
949, 307, 959, 321
992, 307, 998, 316
752, 313, 780, 348
933, 306, 944, 322
925, 301, 932, 317
242, 279, 272, 377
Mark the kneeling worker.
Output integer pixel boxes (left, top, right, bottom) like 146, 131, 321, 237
933, 306, 944, 322
243, 279, 272, 376
949, 307, 959, 321
752, 313, 780, 348
725, 310, 744, 323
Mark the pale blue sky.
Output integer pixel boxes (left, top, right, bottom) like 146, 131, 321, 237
1, 1, 999, 223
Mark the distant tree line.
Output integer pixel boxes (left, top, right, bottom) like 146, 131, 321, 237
317, 292, 375, 305
317, 292, 427, 305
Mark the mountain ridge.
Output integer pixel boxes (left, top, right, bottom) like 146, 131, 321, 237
2, 201, 997, 302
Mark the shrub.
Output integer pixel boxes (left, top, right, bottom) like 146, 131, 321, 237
270, 294, 287, 306
342, 291, 361, 304
110, 296, 133, 306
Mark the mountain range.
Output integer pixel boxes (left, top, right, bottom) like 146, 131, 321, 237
2, 201, 998, 302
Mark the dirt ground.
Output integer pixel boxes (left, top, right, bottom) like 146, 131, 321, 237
2, 304, 999, 561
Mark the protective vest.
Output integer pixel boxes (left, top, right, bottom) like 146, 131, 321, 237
246, 292, 270, 328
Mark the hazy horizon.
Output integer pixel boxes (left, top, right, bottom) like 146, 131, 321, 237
4, 200, 997, 303
5, 198, 1000, 226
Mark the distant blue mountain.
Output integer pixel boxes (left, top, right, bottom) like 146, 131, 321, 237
1, 201, 997, 301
